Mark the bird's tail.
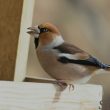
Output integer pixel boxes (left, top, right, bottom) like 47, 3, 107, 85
104, 65, 110, 71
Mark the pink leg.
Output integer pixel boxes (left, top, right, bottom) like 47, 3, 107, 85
68, 84, 74, 91
54, 80, 74, 91
56, 80, 67, 89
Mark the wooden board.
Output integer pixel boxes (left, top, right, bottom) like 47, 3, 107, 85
0, 0, 23, 80
0, 81, 102, 110
14, 0, 35, 81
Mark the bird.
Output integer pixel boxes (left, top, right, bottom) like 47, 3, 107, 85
27, 22, 110, 89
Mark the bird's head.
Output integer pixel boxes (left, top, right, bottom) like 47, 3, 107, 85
27, 22, 64, 48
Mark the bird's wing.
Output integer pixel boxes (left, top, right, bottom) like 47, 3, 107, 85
54, 42, 110, 69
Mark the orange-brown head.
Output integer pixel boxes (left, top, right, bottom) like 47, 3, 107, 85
27, 22, 64, 48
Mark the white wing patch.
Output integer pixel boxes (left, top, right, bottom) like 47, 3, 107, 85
58, 53, 80, 60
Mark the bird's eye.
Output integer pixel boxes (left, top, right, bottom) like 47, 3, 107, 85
40, 28, 49, 33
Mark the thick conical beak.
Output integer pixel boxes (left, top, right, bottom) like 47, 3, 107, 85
27, 26, 40, 34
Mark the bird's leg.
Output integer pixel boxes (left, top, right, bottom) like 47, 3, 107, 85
54, 80, 74, 91
55, 80, 68, 89
68, 84, 74, 91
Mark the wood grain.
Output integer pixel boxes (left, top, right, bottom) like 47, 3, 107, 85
0, 0, 23, 80
0, 81, 102, 110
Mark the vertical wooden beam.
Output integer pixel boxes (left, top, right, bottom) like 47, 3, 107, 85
14, 0, 35, 81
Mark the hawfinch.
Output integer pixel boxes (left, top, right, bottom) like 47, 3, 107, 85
27, 22, 110, 88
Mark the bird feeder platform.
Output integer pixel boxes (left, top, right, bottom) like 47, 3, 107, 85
0, 81, 102, 110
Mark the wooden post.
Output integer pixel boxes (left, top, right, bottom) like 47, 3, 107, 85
0, 81, 102, 110
14, 0, 35, 81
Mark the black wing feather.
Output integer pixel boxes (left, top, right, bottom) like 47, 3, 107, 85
58, 56, 110, 69
54, 42, 110, 69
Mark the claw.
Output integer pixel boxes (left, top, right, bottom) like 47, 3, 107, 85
69, 84, 74, 91
55, 80, 74, 91
55, 80, 67, 89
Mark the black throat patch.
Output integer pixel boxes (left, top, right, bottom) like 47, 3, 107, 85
34, 38, 39, 48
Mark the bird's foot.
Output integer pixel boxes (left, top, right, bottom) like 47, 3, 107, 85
55, 80, 74, 91
56, 80, 67, 89
68, 84, 74, 91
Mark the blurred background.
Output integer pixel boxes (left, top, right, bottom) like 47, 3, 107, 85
0, 0, 110, 110
26, 0, 110, 110
27, 0, 110, 75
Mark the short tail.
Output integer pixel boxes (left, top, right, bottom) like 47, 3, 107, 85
102, 64, 110, 70
106, 67, 110, 71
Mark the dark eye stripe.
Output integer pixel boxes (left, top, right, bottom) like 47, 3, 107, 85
40, 28, 49, 33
